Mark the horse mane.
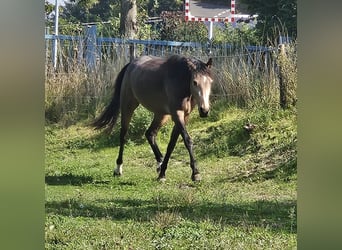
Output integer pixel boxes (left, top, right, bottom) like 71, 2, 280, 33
166, 55, 212, 79
187, 57, 212, 77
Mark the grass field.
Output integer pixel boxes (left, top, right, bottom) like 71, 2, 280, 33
45, 103, 297, 249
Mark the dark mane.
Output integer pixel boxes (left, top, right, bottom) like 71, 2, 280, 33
188, 57, 212, 77
165, 55, 212, 80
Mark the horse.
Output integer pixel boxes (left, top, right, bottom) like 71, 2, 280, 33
92, 54, 213, 181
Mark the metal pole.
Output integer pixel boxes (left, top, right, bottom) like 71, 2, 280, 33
206, 21, 213, 55
53, 0, 59, 69
208, 21, 213, 40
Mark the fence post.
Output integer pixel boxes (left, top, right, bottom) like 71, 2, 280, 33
129, 42, 135, 62
77, 36, 84, 64
52, 0, 59, 70
278, 43, 287, 109
85, 25, 97, 70
45, 27, 50, 64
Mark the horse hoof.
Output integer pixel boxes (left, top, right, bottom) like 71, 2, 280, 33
157, 175, 166, 182
113, 169, 122, 177
113, 171, 122, 177
192, 173, 201, 182
113, 164, 123, 176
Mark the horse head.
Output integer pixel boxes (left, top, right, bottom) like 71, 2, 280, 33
188, 58, 213, 117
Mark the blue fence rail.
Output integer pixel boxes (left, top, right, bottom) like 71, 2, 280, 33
45, 25, 274, 71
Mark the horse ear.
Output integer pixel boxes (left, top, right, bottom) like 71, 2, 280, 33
187, 59, 197, 71
206, 58, 213, 68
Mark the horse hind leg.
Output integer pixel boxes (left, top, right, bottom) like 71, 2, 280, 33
145, 114, 169, 173
114, 99, 139, 176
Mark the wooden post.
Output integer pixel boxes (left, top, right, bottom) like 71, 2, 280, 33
278, 44, 287, 109
129, 42, 135, 62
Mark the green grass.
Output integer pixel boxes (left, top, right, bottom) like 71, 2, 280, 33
45, 103, 297, 249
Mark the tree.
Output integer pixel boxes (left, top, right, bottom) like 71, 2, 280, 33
120, 0, 137, 39
147, 0, 183, 16
57, 0, 121, 36
240, 0, 297, 43
61, 0, 122, 24
59, 0, 143, 38
45, 0, 55, 27
159, 11, 207, 42
120, 0, 137, 61
212, 22, 260, 46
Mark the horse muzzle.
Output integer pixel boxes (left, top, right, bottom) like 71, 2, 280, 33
199, 107, 209, 118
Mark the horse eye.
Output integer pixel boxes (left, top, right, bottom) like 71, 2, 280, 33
193, 81, 198, 86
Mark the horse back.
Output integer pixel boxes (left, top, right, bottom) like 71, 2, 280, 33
122, 55, 192, 114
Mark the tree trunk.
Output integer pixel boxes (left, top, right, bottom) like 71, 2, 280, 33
120, 0, 137, 61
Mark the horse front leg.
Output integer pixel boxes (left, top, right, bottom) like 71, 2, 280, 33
179, 126, 201, 182
177, 111, 201, 181
159, 111, 201, 182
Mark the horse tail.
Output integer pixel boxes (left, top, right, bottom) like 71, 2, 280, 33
92, 63, 130, 132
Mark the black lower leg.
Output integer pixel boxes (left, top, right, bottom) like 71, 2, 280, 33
180, 128, 200, 180
116, 127, 126, 166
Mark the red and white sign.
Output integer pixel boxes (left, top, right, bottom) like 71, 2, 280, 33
185, 0, 235, 23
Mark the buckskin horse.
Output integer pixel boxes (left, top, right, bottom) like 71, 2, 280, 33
92, 54, 213, 181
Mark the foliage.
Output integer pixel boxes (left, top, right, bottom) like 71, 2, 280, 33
45, 0, 55, 21
55, 0, 203, 41
213, 22, 260, 46
146, 0, 183, 16
158, 11, 208, 42
240, 0, 297, 43
61, 0, 116, 23
45, 0, 296, 45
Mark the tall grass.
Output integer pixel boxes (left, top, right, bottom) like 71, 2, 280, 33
45, 55, 129, 126
212, 42, 297, 109
45, 41, 297, 125
277, 43, 297, 108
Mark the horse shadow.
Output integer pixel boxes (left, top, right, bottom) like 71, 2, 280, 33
45, 195, 296, 234
45, 174, 111, 186
63, 126, 149, 152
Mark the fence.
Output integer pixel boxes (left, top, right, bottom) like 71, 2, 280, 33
45, 25, 296, 125
45, 25, 275, 71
